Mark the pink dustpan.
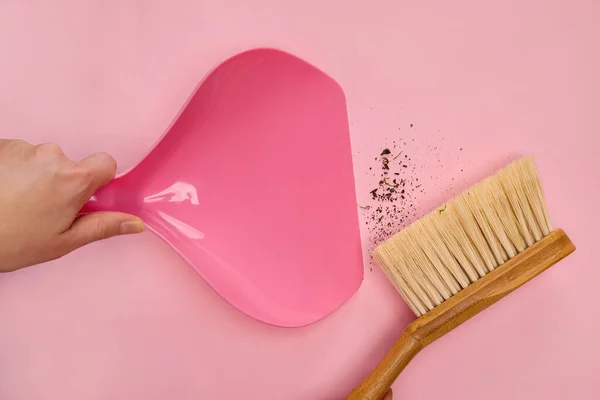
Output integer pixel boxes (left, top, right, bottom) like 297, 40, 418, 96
81, 48, 363, 327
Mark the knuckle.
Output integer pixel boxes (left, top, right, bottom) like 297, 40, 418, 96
36, 143, 63, 155
0, 139, 33, 157
3, 139, 28, 147
35, 143, 66, 164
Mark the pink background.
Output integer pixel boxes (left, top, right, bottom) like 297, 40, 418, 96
0, 1, 599, 399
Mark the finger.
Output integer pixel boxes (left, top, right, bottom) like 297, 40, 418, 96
383, 389, 393, 400
59, 211, 145, 252
77, 152, 118, 194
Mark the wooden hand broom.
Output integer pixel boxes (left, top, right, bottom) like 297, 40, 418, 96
347, 156, 575, 400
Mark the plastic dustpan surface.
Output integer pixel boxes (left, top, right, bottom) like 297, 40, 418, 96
81, 48, 364, 327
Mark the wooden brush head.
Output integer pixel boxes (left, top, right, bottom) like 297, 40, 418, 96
373, 156, 554, 316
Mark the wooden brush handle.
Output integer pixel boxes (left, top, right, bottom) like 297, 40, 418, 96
347, 229, 575, 400
346, 332, 423, 400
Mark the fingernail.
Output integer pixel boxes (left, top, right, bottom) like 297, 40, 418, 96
120, 220, 146, 235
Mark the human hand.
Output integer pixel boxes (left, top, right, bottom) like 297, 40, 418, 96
0, 139, 145, 272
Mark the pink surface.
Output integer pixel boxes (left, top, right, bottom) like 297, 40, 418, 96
0, 1, 598, 399
80, 48, 363, 328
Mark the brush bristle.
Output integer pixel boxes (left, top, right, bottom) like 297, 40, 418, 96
373, 156, 552, 316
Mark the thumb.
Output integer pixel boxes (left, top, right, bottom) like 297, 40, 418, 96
61, 212, 145, 251
383, 389, 393, 400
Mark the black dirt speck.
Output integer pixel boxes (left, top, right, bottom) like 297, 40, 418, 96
361, 143, 421, 247
359, 132, 466, 270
